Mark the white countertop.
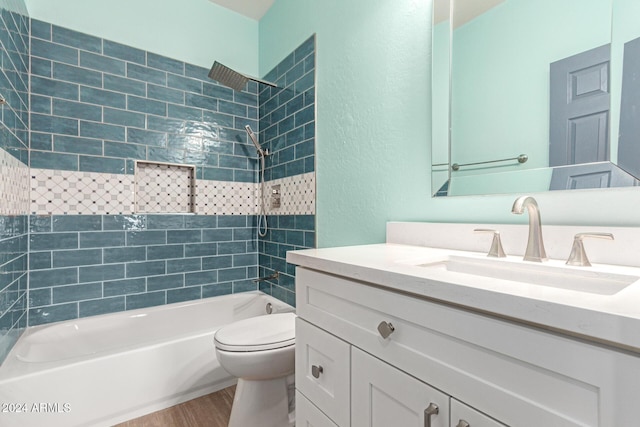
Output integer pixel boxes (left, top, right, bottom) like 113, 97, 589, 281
287, 243, 640, 353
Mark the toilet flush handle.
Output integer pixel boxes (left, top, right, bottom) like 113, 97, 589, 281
311, 365, 323, 378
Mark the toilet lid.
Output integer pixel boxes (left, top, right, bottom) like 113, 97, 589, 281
214, 312, 296, 352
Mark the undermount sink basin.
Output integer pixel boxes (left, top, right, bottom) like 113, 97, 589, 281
413, 255, 639, 295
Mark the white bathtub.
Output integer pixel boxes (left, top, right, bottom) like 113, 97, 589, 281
0, 291, 293, 427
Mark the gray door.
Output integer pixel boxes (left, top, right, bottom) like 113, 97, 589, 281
618, 36, 640, 179
549, 162, 639, 191
549, 44, 611, 167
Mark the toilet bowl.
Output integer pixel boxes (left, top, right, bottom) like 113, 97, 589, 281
214, 312, 296, 427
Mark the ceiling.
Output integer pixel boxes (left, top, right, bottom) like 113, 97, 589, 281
208, 0, 275, 21
434, 0, 506, 28
211, 0, 505, 26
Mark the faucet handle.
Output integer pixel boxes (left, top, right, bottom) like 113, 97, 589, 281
474, 229, 507, 258
566, 233, 614, 267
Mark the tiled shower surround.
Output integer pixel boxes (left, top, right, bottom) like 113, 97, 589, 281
257, 36, 316, 304
0, 6, 29, 363
0, 6, 315, 363
28, 214, 259, 323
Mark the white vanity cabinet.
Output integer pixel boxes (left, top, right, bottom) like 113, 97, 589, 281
296, 317, 449, 427
294, 266, 640, 427
296, 390, 339, 427
351, 346, 448, 427
296, 317, 351, 427
450, 399, 506, 427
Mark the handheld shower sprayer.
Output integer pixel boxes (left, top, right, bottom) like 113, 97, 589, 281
245, 125, 268, 157
245, 124, 269, 237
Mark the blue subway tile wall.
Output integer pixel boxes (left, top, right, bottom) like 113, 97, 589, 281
28, 214, 257, 326
0, 215, 28, 363
29, 19, 259, 182
0, 3, 28, 365
0, 7, 29, 164
257, 36, 316, 305
259, 35, 316, 182
0, 11, 315, 347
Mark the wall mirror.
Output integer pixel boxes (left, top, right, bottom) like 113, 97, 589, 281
432, 0, 640, 197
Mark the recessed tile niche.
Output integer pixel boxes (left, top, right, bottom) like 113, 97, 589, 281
135, 161, 196, 214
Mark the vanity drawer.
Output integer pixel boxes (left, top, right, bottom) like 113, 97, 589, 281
450, 399, 507, 427
295, 267, 637, 427
296, 391, 340, 427
296, 317, 350, 427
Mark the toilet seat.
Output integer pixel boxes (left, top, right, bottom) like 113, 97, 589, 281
214, 312, 296, 352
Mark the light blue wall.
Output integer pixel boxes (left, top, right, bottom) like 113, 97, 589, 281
24, 0, 259, 74
0, 0, 26, 14
432, 21, 449, 195
17, 0, 640, 250
450, 0, 611, 172
260, 0, 640, 247
260, 0, 432, 248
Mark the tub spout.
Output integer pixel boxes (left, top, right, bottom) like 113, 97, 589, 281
511, 196, 547, 262
253, 271, 279, 283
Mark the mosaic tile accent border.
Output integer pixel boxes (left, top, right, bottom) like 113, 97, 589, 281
30, 169, 135, 215
31, 168, 315, 216
0, 147, 30, 215
135, 161, 195, 214
264, 171, 315, 215
195, 179, 257, 215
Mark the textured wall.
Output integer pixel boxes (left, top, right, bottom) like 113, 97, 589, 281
260, 0, 640, 242
260, 0, 432, 248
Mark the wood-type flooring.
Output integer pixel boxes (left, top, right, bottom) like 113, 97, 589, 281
114, 385, 235, 427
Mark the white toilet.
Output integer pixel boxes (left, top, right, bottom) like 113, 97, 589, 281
214, 312, 296, 427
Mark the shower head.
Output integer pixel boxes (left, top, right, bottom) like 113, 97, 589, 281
245, 125, 266, 156
208, 61, 278, 92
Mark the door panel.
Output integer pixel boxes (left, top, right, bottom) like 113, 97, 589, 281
618, 36, 640, 178
549, 161, 639, 190
550, 44, 611, 167
351, 347, 448, 427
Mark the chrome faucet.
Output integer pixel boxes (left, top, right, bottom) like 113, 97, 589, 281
511, 196, 547, 262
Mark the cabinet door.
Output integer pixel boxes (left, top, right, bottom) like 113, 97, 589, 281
296, 318, 351, 427
297, 391, 339, 427
450, 399, 506, 427
352, 347, 448, 427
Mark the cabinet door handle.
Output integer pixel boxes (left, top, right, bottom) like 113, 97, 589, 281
311, 364, 323, 378
456, 420, 470, 427
377, 321, 395, 339
424, 402, 439, 427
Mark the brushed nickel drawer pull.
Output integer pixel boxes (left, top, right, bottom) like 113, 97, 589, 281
377, 321, 395, 339
456, 420, 470, 427
311, 364, 323, 378
424, 403, 439, 427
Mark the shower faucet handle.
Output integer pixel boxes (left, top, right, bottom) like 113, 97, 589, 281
474, 229, 507, 258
